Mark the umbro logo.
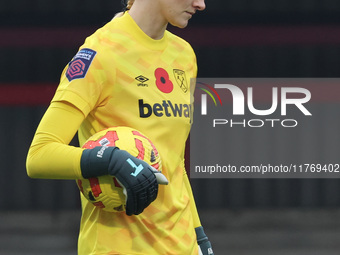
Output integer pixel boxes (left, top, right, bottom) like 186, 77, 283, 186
135, 75, 149, 87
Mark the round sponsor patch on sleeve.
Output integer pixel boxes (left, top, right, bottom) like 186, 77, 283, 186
66, 48, 97, 82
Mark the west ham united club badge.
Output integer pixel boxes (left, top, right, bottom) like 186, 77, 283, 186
173, 69, 188, 93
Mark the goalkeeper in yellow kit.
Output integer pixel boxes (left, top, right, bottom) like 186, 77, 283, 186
26, 0, 214, 254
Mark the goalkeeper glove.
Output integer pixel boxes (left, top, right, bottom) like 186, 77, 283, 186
80, 146, 168, 216
196, 226, 214, 255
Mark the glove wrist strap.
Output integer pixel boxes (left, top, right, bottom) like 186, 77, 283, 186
195, 226, 209, 245
80, 146, 118, 178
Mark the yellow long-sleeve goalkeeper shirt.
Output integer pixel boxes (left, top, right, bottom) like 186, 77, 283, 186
27, 12, 201, 255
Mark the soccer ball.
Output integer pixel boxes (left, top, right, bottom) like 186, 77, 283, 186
76, 126, 162, 212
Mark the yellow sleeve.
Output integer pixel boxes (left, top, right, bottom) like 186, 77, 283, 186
183, 170, 202, 228
26, 101, 85, 179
